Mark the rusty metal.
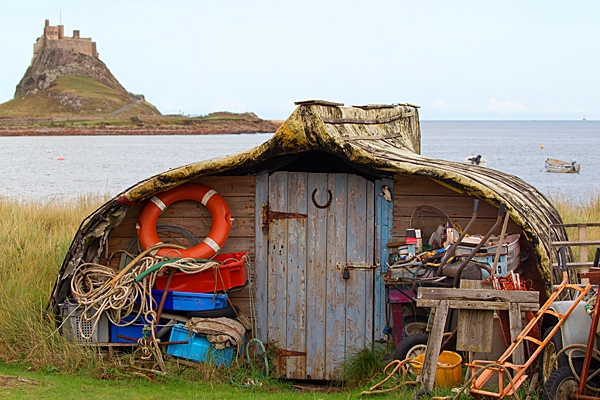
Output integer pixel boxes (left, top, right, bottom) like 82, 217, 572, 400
311, 188, 332, 209
273, 349, 308, 378
261, 203, 307, 225
469, 247, 594, 398
275, 349, 307, 357
575, 252, 600, 398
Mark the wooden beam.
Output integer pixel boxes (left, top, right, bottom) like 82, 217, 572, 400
418, 287, 539, 304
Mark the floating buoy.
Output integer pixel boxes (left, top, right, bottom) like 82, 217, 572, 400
46, 149, 52, 153
540, 145, 545, 149
57, 156, 65, 161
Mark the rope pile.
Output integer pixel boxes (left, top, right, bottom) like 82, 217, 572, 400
69, 246, 220, 341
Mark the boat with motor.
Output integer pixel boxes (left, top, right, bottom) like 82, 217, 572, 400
545, 158, 580, 173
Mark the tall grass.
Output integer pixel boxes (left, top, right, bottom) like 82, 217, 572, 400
0, 194, 104, 371
0, 192, 598, 378
550, 192, 600, 261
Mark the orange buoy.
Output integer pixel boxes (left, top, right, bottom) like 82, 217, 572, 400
57, 156, 65, 160
136, 183, 233, 259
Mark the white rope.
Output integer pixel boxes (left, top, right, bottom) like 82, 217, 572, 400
69, 256, 221, 341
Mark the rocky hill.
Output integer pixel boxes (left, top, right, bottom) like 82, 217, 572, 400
2, 20, 160, 118
0, 20, 280, 134
15, 45, 127, 98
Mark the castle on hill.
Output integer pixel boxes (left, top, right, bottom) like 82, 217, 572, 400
14, 19, 128, 98
32, 19, 99, 64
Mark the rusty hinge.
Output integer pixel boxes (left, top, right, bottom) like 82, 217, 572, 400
262, 203, 307, 226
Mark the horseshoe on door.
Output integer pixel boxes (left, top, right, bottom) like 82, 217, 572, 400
311, 188, 332, 209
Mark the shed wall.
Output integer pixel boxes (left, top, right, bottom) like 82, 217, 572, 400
105, 176, 256, 317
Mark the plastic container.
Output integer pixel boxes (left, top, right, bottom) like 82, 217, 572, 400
59, 303, 109, 343
166, 324, 240, 367
411, 350, 463, 387
110, 314, 151, 343
154, 252, 248, 293
151, 290, 227, 312
455, 234, 520, 277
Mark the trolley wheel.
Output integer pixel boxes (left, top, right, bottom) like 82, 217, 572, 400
393, 333, 429, 362
403, 315, 428, 337
539, 326, 567, 384
543, 367, 578, 400
413, 388, 431, 399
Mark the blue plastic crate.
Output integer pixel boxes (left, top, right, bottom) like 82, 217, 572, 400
166, 324, 240, 367
151, 290, 227, 312
110, 315, 151, 343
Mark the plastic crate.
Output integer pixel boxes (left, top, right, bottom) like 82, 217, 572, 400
154, 252, 248, 293
110, 315, 175, 343
455, 234, 520, 277
166, 324, 239, 367
60, 303, 109, 343
151, 290, 227, 312
110, 314, 151, 343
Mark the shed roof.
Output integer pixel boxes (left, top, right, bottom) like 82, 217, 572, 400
51, 101, 565, 307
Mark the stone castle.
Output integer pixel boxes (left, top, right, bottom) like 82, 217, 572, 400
15, 19, 127, 98
32, 19, 98, 65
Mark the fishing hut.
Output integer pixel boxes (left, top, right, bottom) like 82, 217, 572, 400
50, 100, 568, 380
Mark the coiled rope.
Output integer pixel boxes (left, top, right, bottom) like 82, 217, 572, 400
69, 243, 220, 341
557, 343, 600, 393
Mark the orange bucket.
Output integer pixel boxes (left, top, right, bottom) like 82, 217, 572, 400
411, 350, 463, 387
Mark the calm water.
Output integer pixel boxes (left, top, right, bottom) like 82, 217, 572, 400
420, 121, 600, 204
0, 121, 598, 203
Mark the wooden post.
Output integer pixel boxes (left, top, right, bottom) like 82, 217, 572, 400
420, 300, 449, 390
508, 302, 524, 365
579, 224, 589, 284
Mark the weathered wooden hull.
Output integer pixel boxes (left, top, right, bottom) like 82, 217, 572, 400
50, 101, 570, 380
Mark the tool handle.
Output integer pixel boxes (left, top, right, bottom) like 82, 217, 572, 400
559, 246, 567, 272
473, 199, 479, 213
497, 203, 505, 217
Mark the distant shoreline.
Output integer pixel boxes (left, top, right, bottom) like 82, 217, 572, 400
0, 120, 283, 136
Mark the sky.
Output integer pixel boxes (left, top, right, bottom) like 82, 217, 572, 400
1, 1, 598, 121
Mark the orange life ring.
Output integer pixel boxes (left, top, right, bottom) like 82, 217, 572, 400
136, 183, 232, 259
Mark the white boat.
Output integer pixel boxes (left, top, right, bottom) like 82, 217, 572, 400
463, 154, 487, 167
545, 158, 580, 173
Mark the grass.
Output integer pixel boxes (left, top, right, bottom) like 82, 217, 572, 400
0, 193, 597, 398
0, 76, 132, 118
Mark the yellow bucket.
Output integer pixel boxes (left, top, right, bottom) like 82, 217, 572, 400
411, 350, 463, 387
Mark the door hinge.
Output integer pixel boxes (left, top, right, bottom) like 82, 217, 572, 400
262, 203, 307, 226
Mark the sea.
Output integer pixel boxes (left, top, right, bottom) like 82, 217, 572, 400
1, 121, 598, 204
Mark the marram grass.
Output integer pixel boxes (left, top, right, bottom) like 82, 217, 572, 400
0, 194, 105, 371
0, 192, 598, 381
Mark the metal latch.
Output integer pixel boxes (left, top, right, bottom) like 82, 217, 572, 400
336, 262, 378, 270
261, 203, 307, 226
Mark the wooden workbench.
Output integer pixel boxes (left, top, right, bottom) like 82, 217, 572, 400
416, 285, 539, 390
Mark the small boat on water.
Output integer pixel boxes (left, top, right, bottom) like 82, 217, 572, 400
545, 158, 580, 173
463, 154, 487, 167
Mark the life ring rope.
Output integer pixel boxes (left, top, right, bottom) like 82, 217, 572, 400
137, 183, 232, 259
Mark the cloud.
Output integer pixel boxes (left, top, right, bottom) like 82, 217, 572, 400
488, 98, 527, 113
432, 100, 448, 110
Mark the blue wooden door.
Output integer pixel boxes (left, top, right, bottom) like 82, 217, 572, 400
264, 171, 375, 380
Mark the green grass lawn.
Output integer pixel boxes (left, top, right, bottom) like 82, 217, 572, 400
0, 361, 420, 400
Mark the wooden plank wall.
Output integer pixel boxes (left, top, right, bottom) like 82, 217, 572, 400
104, 176, 256, 317
392, 175, 522, 244
392, 174, 546, 300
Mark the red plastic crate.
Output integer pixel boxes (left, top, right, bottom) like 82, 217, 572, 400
154, 252, 248, 293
